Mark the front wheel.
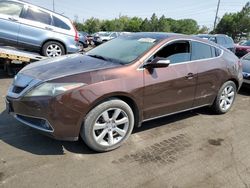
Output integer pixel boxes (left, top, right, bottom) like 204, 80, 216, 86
81, 99, 134, 152
212, 81, 237, 114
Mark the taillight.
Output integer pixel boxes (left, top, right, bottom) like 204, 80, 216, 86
72, 22, 79, 42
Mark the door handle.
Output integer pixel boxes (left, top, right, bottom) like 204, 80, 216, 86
185, 73, 194, 79
8, 17, 18, 22
45, 27, 53, 31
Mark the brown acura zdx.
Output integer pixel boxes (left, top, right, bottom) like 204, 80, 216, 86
6, 32, 243, 152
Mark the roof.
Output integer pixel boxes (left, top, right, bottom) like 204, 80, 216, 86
127, 32, 183, 41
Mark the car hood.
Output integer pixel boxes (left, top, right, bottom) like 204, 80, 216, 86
19, 54, 122, 81
241, 60, 250, 73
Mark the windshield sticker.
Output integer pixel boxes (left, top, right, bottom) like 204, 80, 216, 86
138, 38, 156, 43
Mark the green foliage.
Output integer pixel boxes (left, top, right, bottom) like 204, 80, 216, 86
214, 2, 250, 40
74, 13, 200, 34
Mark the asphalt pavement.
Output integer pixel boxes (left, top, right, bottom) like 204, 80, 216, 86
1, 75, 250, 188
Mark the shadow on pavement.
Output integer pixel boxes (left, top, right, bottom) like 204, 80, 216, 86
239, 84, 250, 96
0, 110, 95, 155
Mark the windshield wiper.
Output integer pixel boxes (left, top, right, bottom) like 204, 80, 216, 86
87, 54, 126, 65
87, 54, 108, 61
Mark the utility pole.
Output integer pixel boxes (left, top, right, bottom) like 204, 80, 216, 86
213, 0, 221, 30
53, 0, 55, 12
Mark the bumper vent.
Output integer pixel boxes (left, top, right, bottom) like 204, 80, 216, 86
15, 114, 53, 132
12, 86, 26, 94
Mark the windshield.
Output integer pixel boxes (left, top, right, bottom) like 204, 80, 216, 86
87, 36, 158, 64
241, 41, 250, 46
99, 32, 111, 37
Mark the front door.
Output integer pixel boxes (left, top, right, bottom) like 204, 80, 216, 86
143, 40, 197, 120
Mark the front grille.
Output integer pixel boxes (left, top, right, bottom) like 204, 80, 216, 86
16, 114, 53, 132
12, 86, 26, 94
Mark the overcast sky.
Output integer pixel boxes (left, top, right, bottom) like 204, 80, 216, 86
24, 0, 248, 29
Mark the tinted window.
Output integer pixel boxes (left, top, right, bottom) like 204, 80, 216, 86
225, 37, 233, 44
52, 16, 70, 30
24, 8, 51, 25
216, 37, 226, 45
153, 41, 191, 64
215, 48, 222, 57
191, 41, 212, 60
111, 33, 117, 38
209, 37, 216, 43
0, 1, 23, 16
211, 47, 216, 57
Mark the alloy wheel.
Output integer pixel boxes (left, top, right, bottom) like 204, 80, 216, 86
46, 44, 62, 57
219, 85, 235, 111
93, 108, 129, 147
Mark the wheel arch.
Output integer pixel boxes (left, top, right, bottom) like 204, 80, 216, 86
228, 78, 239, 90
84, 94, 142, 129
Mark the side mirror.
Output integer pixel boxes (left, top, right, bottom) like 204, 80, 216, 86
143, 57, 170, 69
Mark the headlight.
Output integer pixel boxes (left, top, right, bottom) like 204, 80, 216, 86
25, 83, 85, 97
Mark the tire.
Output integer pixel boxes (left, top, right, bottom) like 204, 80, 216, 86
41, 41, 65, 57
212, 81, 237, 114
81, 98, 134, 152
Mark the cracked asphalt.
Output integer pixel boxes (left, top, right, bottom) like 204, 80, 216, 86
1, 74, 250, 188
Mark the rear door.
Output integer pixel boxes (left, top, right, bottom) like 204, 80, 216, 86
191, 41, 224, 107
18, 6, 54, 48
143, 40, 198, 120
0, 1, 23, 45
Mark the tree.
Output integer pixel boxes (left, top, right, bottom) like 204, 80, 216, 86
140, 18, 151, 32
84, 17, 101, 34
150, 13, 159, 31
158, 15, 170, 32
214, 2, 250, 40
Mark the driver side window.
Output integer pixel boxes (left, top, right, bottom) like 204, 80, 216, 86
150, 41, 191, 64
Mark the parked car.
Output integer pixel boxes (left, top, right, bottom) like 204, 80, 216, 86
196, 34, 235, 53
0, 0, 80, 57
235, 40, 250, 58
6, 32, 243, 152
78, 31, 89, 51
93, 32, 120, 45
240, 53, 250, 85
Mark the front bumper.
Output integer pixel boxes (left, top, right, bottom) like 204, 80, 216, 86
6, 95, 83, 141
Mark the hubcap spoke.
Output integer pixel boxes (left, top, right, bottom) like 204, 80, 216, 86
108, 131, 114, 145
102, 111, 110, 122
96, 129, 108, 143
115, 117, 128, 125
228, 91, 234, 97
112, 109, 121, 120
94, 123, 106, 130
115, 127, 126, 137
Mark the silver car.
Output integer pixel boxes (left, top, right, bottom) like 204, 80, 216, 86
0, 0, 80, 57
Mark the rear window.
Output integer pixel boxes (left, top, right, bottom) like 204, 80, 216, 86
0, 1, 23, 16
216, 37, 226, 45
52, 16, 70, 30
24, 8, 51, 25
191, 41, 213, 60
